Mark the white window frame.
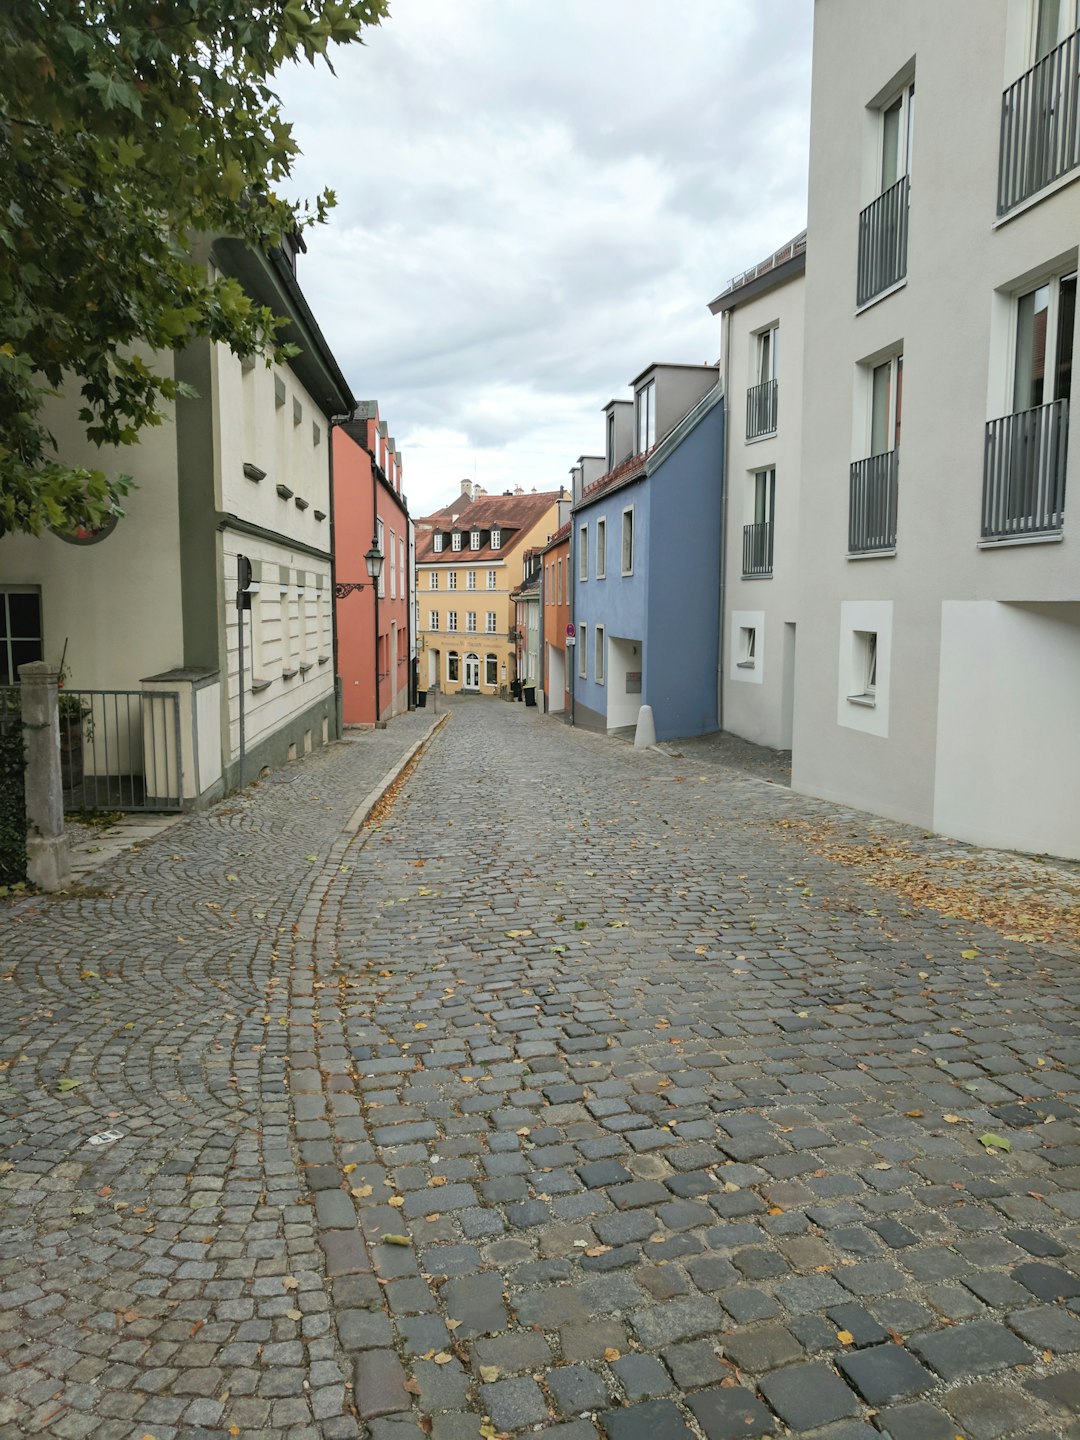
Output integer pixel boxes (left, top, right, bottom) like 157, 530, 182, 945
737, 626, 757, 670
447, 650, 459, 683
849, 630, 878, 706
429, 610, 439, 630
430, 570, 439, 591
433, 533, 444, 553
1009, 269, 1076, 415
490, 528, 501, 550
595, 624, 605, 685
447, 610, 458, 631
0, 587, 44, 685
466, 611, 477, 633
636, 380, 656, 453
578, 623, 587, 678
470, 529, 481, 550
485, 653, 499, 686
879, 80, 915, 193
754, 325, 779, 386
578, 524, 588, 581
865, 352, 904, 457
467, 570, 476, 591
621, 505, 635, 576
1032, 0, 1078, 63
606, 409, 616, 471
447, 570, 458, 591
595, 518, 606, 579
376, 518, 386, 598
485, 611, 497, 633
451, 531, 462, 552
487, 569, 497, 590
389, 528, 396, 598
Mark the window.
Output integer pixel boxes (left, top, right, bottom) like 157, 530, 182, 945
466, 611, 477, 632
490, 528, 501, 550
737, 626, 757, 669
376, 518, 385, 598
447, 610, 458, 631
621, 506, 635, 575
636, 380, 656, 453
470, 529, 481, 550
595, 625, 605, 684
487, 569, 497, 590
578, 524, 588, 581
578, 623, 587, 678
881, 82, 915, 192
849, 631, 878, 704
1013, 272, 1075, 413
447, 651, 460, 683
429, 610, 439, 630
606, 410, 616, 470
467, 570, 476, 590
595, 519, 606, 579
485, 611, 497, 633
451, 530, 462, 551
433, 533, 444, 553
399, 538, 405, 601
430, 571, 439, 590
756, 325, 779, 386
753, 468, 776, 525
1033, 0, 1077, 62
870, 354, 904, 454
485, 654, 499, 686
0, 589, 44, 684
448, 571, 458, 590
389, 529, 396, 598
557, 557, 563, 599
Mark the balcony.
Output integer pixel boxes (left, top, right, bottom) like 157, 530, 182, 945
849, 451, 899, 553
998, 29, 1080, 215
982, 399, 1068, 539
741, 522, 773, 577
857, 174, 909, 307
746, 379, 778, 440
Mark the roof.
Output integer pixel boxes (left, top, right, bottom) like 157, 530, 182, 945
539, 519, 572, 556
415, 490, 563, 564
708, 230, 807, 314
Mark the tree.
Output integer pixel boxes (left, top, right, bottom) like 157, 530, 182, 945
0, 0, 388, 537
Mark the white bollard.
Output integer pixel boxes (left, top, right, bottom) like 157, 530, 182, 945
634, 704, 656, 749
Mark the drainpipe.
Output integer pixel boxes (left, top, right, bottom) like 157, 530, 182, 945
717, 307, 731, 734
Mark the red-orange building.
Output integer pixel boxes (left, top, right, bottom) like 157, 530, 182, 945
332, 403, 412, 725
540, 522, 571, 714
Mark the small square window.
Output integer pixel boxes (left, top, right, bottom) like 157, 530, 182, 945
737, 626, 757, 669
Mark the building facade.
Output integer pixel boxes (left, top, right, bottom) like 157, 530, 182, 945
572, 363, 725, 741
414, 485, 565, 698
540, 523, 571, 714
710, 233, 806, 752
333, 403, 411, 725
793, 0, 1079, 859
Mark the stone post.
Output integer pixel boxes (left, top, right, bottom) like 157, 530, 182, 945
19, 662, 71, 891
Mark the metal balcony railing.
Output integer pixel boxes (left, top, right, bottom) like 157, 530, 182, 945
856, 174, 909, 306
746, 379, 778, 440
982, 399, 1068, 538
998, 28, 1080, 214
849, 451, 899, 553
741, 522, 774, 577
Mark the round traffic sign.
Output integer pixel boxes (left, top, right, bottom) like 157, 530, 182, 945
565, 623, 576, 638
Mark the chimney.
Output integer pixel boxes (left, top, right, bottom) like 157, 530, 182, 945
460, 478, 473, 500
514, 486, 524, 495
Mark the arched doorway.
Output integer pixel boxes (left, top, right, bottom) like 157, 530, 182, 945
463, 652, 480, 690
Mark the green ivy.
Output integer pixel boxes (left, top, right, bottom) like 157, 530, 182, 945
0, 695, 27, 885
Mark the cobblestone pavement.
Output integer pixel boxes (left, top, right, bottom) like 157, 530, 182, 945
3, 699, 1080, 1439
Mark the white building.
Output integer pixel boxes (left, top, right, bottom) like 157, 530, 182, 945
711, 232, 806, 752
792, 0, 1079, 859
0, 236, 353, 810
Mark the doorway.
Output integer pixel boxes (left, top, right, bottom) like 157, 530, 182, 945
464, 653, 480, 690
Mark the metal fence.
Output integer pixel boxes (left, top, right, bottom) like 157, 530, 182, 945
856, 174, 909, 307
982, 399, 1069, 539
998, 28, 1080, 215
849, 451, 899, 553
56, 688, 183, 812
746, 379, 778, 440
741, 522, 774, 577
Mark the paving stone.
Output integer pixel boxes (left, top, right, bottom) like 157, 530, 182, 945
720, 1324, 802, 1374
481, 1377, 550, 1431
577, 1161, 632, 1189
826, 1304, 888, 1350
546, 1364, 612, 1417
757, 1363, 860, 1431
721, 1288, 781, 1324
610, 1353, 673, 1401
872, 1401, 963, 1440
660, 1338, 730, 1389
443, 1274, 508, 1337
600, 1398, 697, 1440
835, 1344, 933, 1405
1007, 1304, 1080, 1351
686, 1385, 778, 1438
910, 1320, 1033, 1380
1014, 1260, 1080, 1301
353, 1349, 411, 1418
1026, 1369, 1080, 1414
630, 1298, 726, 1349
943, 1380, 1046, 1439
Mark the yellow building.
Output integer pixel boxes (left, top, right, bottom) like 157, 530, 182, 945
415, 483, 567, 696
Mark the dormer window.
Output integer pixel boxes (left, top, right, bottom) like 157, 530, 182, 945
606, 411, 616, 471
452, 531, 462, 551
636, 381, 656, 454
470, 529, 481, 550
491, 528, 502, 550
433, 533, 444, 553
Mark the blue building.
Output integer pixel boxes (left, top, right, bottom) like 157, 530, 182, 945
570, 363, 724, 741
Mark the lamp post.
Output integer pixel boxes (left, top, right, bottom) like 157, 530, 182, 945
334, 535, 384, 724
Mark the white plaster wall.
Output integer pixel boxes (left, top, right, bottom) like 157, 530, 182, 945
934, 601, 1080, 859
729, 610, 765, 686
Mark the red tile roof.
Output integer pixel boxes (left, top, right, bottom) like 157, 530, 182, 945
415, 490, 564, 564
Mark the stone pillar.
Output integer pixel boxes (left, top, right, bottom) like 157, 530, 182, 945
634, 704, 657, 749
19, 662, 71, 891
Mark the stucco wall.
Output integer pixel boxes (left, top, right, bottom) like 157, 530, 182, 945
573, 476, 648, 729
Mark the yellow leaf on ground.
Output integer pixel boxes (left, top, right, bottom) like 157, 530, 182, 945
282, 1276, 299, 1290
603, 1347, 621, 1361
352, 1185, 374, 1199
479, 1366, 500, 1383
389, 1196, 405, 1208
433, 1352, 452, 1365
342, 1163, 357, 1173
381, 1234, 411, 1246
837, 1330, 854, 1345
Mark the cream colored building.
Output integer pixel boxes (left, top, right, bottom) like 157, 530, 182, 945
792, 0, 1079, 858
711, 233, 805, 752
0, 238, 353, 808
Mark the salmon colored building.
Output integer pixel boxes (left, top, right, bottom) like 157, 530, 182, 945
540, 521, 571, 714
332, 402, 412, 725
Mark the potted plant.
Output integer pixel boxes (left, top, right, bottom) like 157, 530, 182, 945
56, 654, 93, 796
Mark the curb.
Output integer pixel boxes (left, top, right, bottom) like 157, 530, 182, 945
342, 711, 448, 835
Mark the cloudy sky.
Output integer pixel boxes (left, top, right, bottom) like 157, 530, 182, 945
276, 1, 813, 517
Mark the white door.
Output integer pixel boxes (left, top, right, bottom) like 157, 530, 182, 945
464, 653, 480, 689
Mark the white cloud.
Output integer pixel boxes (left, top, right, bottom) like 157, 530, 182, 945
276, 0, 813, 514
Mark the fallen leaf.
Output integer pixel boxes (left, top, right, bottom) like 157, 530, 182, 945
382, 1234, 411, 1246
403, 1378, 422, 1395
389, 1196, 405, 1208
429, 1176, 447, 1188
287, 1309, 302, 1320
352, 1185, 374, 1199
282, 1276, 299, 1290
837, 1330, 854, 1345
943, 1114, 961, 1124
584, 1245, 610, 1257
479, 1366, 500, 1383
433, 1352, 452, 1365
980, 1132, 1011, 1152
229, 1426, 241, 1436
904, 1109, 924, 1118
603, 1347, 621, 1362
446, 1318, 462, 1330
342, 1163, 357, 1174
57, 1078, 82, 1091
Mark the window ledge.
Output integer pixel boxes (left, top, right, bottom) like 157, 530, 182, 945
745, 430, 777, 446
993, 165, 1080, 228
847, 693, 877, 708
740, 571, 774, 581
299, 661, 314, 673
282, 667, 298, 680
978, 531, 1063, 549
848, 547, 897, 560
251, 676, 273, 693
317, 654, 330, 665
855, 277, 907, 315
736, 660, 756, 670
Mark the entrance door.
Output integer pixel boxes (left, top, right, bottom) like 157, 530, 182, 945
464, 653, 480, 689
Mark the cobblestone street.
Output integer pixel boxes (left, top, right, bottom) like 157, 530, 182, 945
3, 698, 1080, 1439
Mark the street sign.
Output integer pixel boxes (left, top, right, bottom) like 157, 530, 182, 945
565, 623, 576, 638
565, 636, 576, 646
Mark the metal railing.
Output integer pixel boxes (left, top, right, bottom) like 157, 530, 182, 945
857, 174, 909, 306
849, 450, 899, 553
998, 28, 1080, 214
746, 379, 778, 440
57, 688, 183, 812
982, 399, 1068, 539
742, 522, 774, 577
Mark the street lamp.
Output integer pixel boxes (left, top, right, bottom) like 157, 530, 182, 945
364, 538, 384, 583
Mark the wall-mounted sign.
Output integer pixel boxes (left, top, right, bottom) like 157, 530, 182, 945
626, 671, 642, 693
